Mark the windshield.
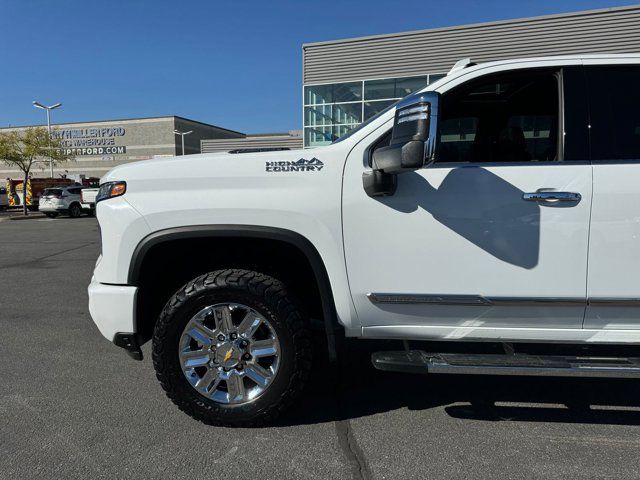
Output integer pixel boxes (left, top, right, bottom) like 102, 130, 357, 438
332, 100, 399, 144
42, 189, 62, 197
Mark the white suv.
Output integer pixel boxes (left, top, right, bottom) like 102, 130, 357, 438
89, 54, 640, 427
39, 186, 87, 218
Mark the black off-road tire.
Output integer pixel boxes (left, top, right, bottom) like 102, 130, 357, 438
69, 203, 82, 218
152, 269, 312, 427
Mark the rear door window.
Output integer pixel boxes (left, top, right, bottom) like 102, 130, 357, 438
587, 66, 640, 161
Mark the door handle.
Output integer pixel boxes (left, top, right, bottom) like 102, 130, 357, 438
522, 191, 581, 203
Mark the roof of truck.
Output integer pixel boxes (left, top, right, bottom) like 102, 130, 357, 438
447, 53, 640, 76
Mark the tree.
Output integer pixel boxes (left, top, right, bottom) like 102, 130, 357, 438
0, 127, 74, 215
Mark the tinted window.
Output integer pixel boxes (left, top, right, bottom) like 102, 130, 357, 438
437, 70, 559, 163
42, 189, 62, 197
587, 66, 640, 160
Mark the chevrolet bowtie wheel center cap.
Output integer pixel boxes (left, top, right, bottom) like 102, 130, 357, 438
216, 343, 242, 368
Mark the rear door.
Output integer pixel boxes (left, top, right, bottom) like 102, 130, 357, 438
584, 63, 640, 329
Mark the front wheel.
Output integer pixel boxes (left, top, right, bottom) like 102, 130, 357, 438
152, 269, 312, 427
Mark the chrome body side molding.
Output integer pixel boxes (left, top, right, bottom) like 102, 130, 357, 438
367, 293, 640, 307
366, 293, 491, 305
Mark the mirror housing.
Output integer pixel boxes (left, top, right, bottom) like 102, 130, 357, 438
365, 91, 440, 196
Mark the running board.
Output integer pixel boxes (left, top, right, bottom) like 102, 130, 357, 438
371, 350, 640, 378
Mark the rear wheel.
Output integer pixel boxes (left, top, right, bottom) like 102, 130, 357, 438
68, 203, 82, 218
152, 269, 312, 427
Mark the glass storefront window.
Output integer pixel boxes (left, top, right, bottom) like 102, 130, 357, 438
304, 105, 332, 126
395, 76, 429, 97
304, 73, 444, 146
333, 82, 362, 103
332, 103, 362, 124
428, 74, 445, 84
333, 124, 359, 139
364, 79, 396, 100
364, 76, 429, 100
304, 124, 359, 147
304, 84, 334, 105
304, 126, 336, 147
364, 100, 396, 120
305, 103, 362, 127
304, 82, 362, 105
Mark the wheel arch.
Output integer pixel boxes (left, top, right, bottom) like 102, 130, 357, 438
129, 225, 341, 361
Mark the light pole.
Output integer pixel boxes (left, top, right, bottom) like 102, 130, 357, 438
174, 129, 193, 156
32, 101, 62, 177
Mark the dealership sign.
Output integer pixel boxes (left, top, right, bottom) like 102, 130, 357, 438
62, 146, 127, 155
52, 127, 128, 156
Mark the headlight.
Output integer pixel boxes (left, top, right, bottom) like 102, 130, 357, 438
96, 181, 126, 203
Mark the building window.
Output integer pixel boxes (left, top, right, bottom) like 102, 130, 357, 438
303, 73, 444, 147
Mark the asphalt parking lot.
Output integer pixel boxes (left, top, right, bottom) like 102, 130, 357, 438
2, 217, 640, 480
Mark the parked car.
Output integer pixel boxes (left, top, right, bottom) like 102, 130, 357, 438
80, 188, 99, 216
39, 186, 88, 218
89, 54, 640, 427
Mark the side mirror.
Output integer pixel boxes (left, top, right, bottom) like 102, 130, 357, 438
364, 91, 440, 197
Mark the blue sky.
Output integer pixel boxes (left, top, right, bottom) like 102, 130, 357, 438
0, 0, 637, 133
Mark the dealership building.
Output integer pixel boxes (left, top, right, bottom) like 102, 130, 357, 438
302, 5, 640, 147
0, 116, 243, 179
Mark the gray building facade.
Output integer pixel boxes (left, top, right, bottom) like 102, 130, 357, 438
302, 5, 640, 147
0, 116, 243, 179
201, 131, 303, 153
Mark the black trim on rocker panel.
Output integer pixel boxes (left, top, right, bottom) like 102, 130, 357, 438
128, 225, 341, 361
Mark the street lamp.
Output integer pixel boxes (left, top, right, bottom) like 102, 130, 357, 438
32, 101, 62, 177
174, 129, 193, 156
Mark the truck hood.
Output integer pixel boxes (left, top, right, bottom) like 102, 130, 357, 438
100, 148, 329, 184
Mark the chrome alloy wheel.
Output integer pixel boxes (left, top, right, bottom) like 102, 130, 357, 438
179, 303, 281, 404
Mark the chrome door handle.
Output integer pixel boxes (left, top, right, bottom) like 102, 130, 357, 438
522, 191, 581, 203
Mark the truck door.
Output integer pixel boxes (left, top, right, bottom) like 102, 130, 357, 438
584, 64, 640, 329
342, 66, 593, 339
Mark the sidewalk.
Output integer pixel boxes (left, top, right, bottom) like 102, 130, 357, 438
0, 210, 46, 222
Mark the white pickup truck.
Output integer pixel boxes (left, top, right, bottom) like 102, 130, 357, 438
80, 187, 98, 216
89, 54, 640, 426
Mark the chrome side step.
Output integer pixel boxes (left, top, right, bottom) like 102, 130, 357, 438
371, 350, 640, 378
